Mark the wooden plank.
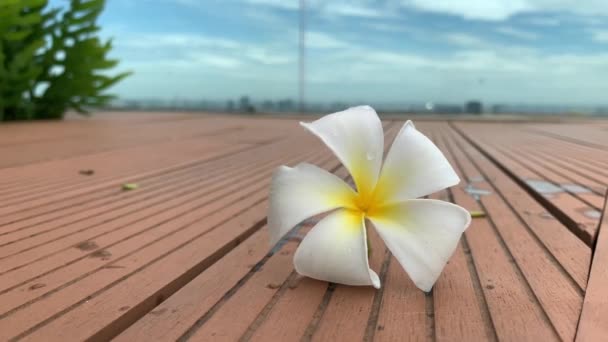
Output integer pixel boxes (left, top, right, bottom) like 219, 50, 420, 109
445, 126, 584, 341
523, 148, 608, 196
4, 197, 269, 341
427, 130, 497, 342
374, 255, 429, 341
428, 124, 556, 341
247, 275, 329, 341
0, 150, 328, 294
0, 139, 304, 235
375, 125, 493, 342
494, 145, 604, 209
444, 126, 591, 290
184, 229, 309, 342
0, 152, 260, 235
22, 216, 275, 342
0, 139, 248, 216
0, 114, 606, 341
0, 151, 318, 298
310, 228, 386, 342
0, 115, 248, 168
115, 230, 297, 341
0, 150, 306, 271
576, 193, 608, 341
0, 115, 299, 203
0, 152, 338, 340
455, 123, 598, 243
529, 123, 608, 150
116, 167, 345, 342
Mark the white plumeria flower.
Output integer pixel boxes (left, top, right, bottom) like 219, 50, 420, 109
268, 106, 471, 292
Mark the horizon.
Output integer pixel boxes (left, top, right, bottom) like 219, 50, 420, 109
50, 0, 608, 107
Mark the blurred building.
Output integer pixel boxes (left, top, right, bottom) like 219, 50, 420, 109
465, 101, 483, 114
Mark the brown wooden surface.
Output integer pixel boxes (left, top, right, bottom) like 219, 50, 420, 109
576, 192, 608, 341
0, 112, 606, 341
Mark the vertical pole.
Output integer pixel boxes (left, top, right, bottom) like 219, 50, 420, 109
298, 0, 306, 113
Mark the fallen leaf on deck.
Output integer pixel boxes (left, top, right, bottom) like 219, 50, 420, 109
122, 183, 139, 191
470, 210, 486, 218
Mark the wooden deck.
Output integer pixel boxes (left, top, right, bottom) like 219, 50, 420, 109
0, 112, 606, 341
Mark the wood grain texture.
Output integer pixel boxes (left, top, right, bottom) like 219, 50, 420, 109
0, 113, 602, 341
576, 193, 608, 341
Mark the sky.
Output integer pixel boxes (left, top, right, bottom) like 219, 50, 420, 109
50, 0, 608, 106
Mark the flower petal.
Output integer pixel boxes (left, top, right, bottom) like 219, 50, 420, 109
268, 163, 357, 246
373, 121, 459, 205
367, 199, 471, 292
300, 106, 384, 198
294, 209, 380, 288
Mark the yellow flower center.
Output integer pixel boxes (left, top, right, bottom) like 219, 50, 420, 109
354, 192, 375, 215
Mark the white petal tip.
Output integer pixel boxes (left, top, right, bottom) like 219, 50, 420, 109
420, 285, 433, 293
299, 121, 316, 134
414, 279, 434, 292
371, 272, 381, 289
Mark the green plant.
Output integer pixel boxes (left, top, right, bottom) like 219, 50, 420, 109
0, 0, 130, 121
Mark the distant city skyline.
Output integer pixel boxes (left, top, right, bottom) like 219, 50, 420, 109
112, 96, 608, 116
51, 0, 608, 106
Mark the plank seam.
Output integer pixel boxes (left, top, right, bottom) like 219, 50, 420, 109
0, 139, 276, 215
459, 235, 499, 341
524, 148, 608, 196
494, 144, 602, 210
237, 271, 300, 342
0, 188, 270, 317
525, 127, 608, 151
8, 213, 269, 341
0, 155, 289, 268
574, 190, 608, 340
447, 124, 585, 294
363, 249, 391, 342
0, 146, 299, 241
446, 125, 570, 339
300, 283, 336, 342
175, 228, 308, 341
450, 122, 593, 246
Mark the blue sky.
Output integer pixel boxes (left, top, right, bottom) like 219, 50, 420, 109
50, 0, 608, 105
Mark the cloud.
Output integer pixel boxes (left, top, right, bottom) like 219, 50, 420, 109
301, 44, 608, 105
443, 33, 487, 47
399, 0, 608, 21
244, 48, 292, 64
243, 0, 299, 10
106, 0, 608, 105
306, 31, 348, 48
324, 3, 387, 18
242, 8, 288, 26
399, 0, 532, 21
524, 17, 561, 26
190, 53, 243, 69
591, 30, 608, 42
496, 26, 539, 40
242, 0, 390, 18
365, 22, 409, 32
118, 33, 242, 50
